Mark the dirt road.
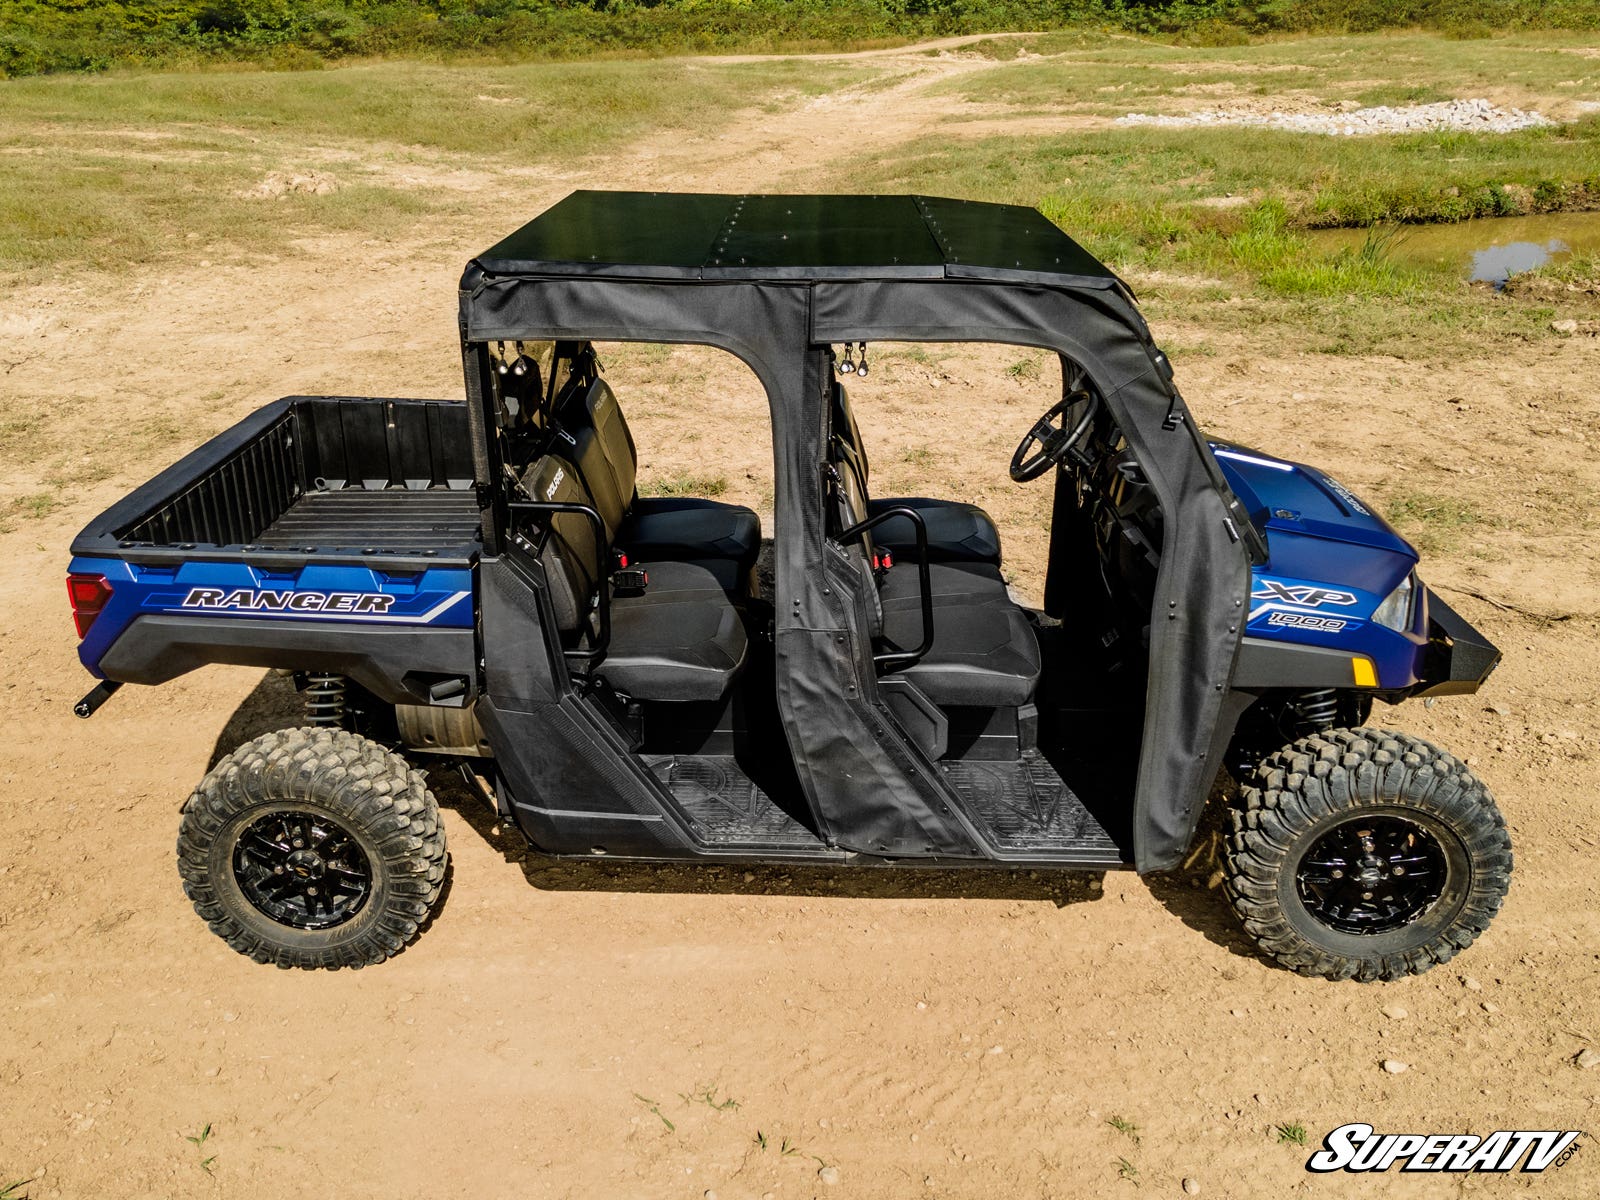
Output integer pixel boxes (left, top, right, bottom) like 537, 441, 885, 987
2, 43, 1598, 1199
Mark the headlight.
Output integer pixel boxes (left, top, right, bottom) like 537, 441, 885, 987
1371, 573, 1415, 632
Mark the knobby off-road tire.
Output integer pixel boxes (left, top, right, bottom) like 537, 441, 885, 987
177, 727, 446, 969
1223, 727, 1511, 982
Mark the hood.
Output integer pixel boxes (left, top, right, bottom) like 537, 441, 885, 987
1210, 441, 1419, 631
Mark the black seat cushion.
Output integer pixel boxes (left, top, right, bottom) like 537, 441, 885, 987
604, 560, 749, 702
868, 497, 1002, 566
878, 561, 1040, 706
620, 497, 761, 572
553, 379, 762, 572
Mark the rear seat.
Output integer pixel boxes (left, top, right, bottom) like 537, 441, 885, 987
556, 377, 761, 576
830, 381, 1002, 567
519, 454, 748, 702
828, 455, 1040, 709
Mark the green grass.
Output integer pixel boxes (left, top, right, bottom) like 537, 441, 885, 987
1107, 1114, 1142, 1144
184, 1122, 217, 1175
833, 42, 1600, 358
639, 473, 730, 499
633, 1093, 675, 1133
1379, 488, 1485, 552
1276, 1121, 1309, 1145
0, 1180, 33, 1200
0, 491, 62, 534
0, 57, 862, 271
935, 30, 1600, 118
680, 1086, 740, 1112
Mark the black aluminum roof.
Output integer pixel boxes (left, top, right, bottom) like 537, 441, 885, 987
468, 191, 1118, 286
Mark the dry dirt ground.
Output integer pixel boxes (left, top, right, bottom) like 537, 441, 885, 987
3, 40, 1600, 1200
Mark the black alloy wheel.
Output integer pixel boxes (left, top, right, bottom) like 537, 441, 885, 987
233, 808, 374, 930
1294, 814, 1449, 936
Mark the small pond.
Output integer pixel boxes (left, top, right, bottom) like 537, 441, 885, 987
1308, 212, 1600, 286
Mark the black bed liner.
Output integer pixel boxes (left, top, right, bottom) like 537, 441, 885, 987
255, 489, 480, 556
73, 396, 481, 571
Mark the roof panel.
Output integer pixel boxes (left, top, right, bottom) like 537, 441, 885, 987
916, 195, 1110, 279
712, 194, 944, 274
467, 190, 1117, 286
475, 191, 731, 274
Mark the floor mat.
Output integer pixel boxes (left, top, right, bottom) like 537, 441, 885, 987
942, 753, 1125, 862
645, 755, 824, 850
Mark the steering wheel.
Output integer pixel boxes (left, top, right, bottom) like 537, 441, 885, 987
1010, 389, 1101, 483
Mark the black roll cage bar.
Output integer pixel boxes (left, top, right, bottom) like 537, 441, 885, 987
507, 498, 612, 675
835, 504, 935, 671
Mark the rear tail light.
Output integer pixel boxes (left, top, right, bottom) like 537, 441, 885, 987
67, 572, 113, 638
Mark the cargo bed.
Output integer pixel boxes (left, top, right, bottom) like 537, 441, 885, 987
72, 396, 481, 571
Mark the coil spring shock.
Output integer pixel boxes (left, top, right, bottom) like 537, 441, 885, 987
303, 673, 347, 727
1291, 688, 1340, 738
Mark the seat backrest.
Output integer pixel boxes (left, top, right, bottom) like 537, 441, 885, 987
552, 377, 638, 541
519, 454, 605, 638
586, 379, 639, 506
829, 380, 871, 487
826, 452, 884, 639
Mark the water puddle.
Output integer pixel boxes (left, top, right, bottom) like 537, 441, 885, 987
1308, 212, 1600, 286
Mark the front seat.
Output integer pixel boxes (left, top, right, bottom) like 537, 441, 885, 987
828, 453, 1039, 710
830, 380, 1003, 566
520, 454, 749, 702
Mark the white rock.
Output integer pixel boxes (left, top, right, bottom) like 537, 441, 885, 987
1183, 1178, 1201, 1195
1382, 1059, 1409, 1075
1462, 976, 1482, 992
819, 1165, 842, 1185
1575, 1048, 1600, 1070
1381, 1004, 1408, 1020
1114, 98, 1553, 137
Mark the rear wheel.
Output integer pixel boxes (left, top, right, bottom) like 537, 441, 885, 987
177, 727, 446, 969
1222, 728, 1511, 981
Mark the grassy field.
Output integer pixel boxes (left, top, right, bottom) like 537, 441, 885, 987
2, 30, 1596, 360
0, 57, 861, 270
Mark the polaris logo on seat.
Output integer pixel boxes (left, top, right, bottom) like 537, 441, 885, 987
181, 587, 395, 615
546, 467, 565, 500
1307, 1123, 1584, 1174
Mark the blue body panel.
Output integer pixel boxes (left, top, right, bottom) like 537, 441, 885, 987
70, 445, 1432, 694
1211, 444, 1428, 689
70, 555, 474, 679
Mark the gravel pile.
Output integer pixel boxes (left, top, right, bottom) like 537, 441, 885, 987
1115, 98, 1554, 136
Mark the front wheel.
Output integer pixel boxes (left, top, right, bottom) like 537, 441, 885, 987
177, 727, 446, 969
1223, 728, 1511, 982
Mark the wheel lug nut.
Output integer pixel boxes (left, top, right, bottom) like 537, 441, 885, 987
307, 887, 318, 896
1331, 869, 1343, 879
1392, 866, 1405, 876
292, 839, 305, 849
1362, 891, 1374, 900
273, 865, 285, 875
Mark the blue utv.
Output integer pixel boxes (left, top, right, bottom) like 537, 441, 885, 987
67, 192, 1509, 979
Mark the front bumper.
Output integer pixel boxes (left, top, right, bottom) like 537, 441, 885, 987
1413, 589, 1501, 697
